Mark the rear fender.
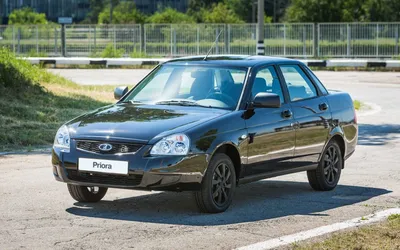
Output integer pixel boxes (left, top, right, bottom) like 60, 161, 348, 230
318, 126, 345, 163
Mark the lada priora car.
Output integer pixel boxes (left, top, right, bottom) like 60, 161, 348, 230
52, 55, 358, 213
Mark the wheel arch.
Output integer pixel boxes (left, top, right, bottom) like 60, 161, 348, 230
320, 132, 346, 168
210, 143, 242, 181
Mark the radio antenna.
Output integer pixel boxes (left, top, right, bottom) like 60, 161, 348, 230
203, 29, 223, 61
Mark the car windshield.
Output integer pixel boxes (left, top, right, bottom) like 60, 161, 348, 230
122, 65, 248, 110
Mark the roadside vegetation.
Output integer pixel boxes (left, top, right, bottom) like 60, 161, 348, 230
353, 100, 362, 110
292, 214, 400, 250
7, 0, 400, 25
0, 47, 115, 151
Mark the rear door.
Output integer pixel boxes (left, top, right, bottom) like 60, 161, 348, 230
244, 66, 295, 175
278, 64, 331, 167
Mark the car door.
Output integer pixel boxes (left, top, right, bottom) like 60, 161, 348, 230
278, 64, 331, 168
244, 66, 295, 176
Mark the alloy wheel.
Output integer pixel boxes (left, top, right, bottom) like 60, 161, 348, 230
323, 146, 340, 185
211, 163, 233, 206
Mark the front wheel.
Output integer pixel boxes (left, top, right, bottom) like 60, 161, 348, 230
67, 184, 108, 202
307, 140, 343, 191
194, 153, 236, 213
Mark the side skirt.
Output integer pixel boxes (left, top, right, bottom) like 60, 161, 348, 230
238, 164, 318, 186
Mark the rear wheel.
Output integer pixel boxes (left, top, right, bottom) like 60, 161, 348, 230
67, 184, 108, 202
195, 153, 236, 213
307, 140, 343, 191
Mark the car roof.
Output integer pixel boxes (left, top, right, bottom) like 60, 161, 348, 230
162, 55, 300, 68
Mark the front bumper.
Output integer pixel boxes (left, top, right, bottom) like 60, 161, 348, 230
52, 144, 208, 191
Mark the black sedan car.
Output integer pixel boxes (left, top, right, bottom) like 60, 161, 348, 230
52, 55, 358, 213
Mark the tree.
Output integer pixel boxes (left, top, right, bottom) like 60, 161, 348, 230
98, 2, 145, 24
202, 2, 244, 23
285, 0, 344, 22
82, 0, 106, 24
146, 8, 195, 23
284, 0, 400, 22
8, 7, 48, 25
363, 0, 400, 22
225, 0, 253, 22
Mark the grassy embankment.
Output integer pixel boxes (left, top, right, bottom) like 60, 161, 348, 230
292, 214, 400, 250
0, 47, 115, 151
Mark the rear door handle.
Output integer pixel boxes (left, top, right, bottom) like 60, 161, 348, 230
319, 103, 329, 111
282, 109, 293, 118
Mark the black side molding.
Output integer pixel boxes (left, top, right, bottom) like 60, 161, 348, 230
238, 165, 318, 185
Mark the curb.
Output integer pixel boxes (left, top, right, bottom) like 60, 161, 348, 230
236, 208, 400, 250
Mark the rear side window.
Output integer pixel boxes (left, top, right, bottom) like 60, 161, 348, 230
304, 66, 328, 95
280, 65, 318, 102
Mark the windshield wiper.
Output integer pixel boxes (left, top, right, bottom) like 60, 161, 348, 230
155, 99, 205, 107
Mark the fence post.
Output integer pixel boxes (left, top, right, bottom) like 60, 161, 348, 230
94, 26, 97, 53
170, 24, 173, 56
61, 24, 66, 57
376, 23, 379, 57
36, 25, 39, 54
346, 24, 351, 57
303, 25, 306, 57
283, 24, 286, 56
113, 25, 116, 51
12, 26, 15, 53
315, 23, 318, 58
226, 24, 230, 54
215, 27, 219, 54
173, 27, 177, 56
17, 27, 21, 55
142, 24, 146, 55
197, 26, 200, 55
395, 26, 399, 56
54, 26, 58, 55
89, 26, 91, 55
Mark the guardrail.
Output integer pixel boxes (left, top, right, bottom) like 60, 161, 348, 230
2, 23, 399, 58
24, 57, 400, 68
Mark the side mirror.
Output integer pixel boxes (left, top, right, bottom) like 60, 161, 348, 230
114, 86, 128, 100
252, 92, 281, 108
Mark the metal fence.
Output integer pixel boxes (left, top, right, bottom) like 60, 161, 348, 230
318, 23, 400, 57
0, 23, 399, 58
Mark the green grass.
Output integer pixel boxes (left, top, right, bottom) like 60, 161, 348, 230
353, 100, 362, 110
0, 47, 115, 152
292, 214, 400, 250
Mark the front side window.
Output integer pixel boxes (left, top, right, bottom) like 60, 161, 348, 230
280, 65, 318, 102
123, 65, 248, 110
251, 66, 284, 103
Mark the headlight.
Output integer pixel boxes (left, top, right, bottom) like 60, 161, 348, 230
150, 134, 190, 156
53, 125, 70, 152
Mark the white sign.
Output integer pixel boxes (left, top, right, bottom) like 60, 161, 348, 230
78, 158, 129, 175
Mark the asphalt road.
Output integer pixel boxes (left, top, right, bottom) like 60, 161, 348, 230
1, 70, 400, 249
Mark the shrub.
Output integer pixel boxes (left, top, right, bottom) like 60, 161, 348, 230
94, 43, 126, 58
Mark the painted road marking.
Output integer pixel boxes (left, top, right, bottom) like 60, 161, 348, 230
236, 208, 400, 250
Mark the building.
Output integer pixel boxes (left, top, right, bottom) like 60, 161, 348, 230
1, 0, 190, 24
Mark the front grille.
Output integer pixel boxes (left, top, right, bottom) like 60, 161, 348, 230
76, 140, 142, 155
67, 170, 143, 186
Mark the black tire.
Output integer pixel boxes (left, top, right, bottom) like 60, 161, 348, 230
195, 153, 236, 213
307, 140, 343, 191
67, 184, 108, 202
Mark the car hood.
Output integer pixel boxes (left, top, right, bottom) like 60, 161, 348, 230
67, 103, 229, 143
